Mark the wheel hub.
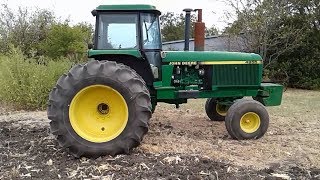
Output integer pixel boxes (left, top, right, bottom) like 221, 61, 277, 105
216, 104, 228, 116
69, 85, 128, 143
240, 112, 261, 133
97, 103, 109, 115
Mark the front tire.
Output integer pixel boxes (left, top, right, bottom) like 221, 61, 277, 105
47, 60, 152, 158
205, 98, 228, 121
225, 99, 269, 140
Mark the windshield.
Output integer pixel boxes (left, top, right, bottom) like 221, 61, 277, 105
141, 13, 161, 50
96, 13, 138, 49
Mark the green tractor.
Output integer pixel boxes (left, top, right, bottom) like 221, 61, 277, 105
47, 4, 283, 157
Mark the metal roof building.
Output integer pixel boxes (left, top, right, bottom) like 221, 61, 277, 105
162, 34, 250, 52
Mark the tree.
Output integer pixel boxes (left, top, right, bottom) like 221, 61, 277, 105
160, 12, 197, 42
40, 22, 93, 60
160, 12, 220, 42
205, 25, 219, 36
225, 0, 305, 65
0, 4, 55, 56
224, 0, 320, 89
0, 4, 93, 61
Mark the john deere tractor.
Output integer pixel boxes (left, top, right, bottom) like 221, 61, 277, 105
47, 4, 283, 157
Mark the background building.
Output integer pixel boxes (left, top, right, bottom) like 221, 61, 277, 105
162, 34, 250, 52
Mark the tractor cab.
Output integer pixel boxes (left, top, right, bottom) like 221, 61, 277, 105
90, 5, 162, 70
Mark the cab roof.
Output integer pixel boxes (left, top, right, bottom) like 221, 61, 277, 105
96, 4, 159, 12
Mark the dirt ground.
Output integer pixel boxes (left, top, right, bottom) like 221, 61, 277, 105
1, 89, 320, 179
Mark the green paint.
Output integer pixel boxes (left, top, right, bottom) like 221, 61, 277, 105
199, 89, 259, 98
155, 87, 260, 100
155, 83, 283, 107
212, 64, 262, 88
153, 81, 163, 87
163, 51, 262, 62
88, 50, 142, 58
96, 4, 159, 12
255, 83, 283, 106
156, 87, 176, 99
185, 85, 199, 90
158, 65, 173, 86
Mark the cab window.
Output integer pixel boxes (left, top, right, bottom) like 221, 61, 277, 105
97, 14, 138, 49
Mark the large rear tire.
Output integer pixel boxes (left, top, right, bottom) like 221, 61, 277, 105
47, 60, 152, 158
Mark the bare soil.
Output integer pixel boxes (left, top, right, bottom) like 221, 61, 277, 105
1, 89, 320, 179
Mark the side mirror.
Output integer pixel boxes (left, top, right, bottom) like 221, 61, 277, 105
88, 43, 93, 49
91, 10, 97, 17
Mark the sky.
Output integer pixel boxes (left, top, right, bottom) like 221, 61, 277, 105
4, 0, 234, 31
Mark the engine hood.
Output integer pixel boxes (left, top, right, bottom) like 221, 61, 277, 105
162, 51, 262, 64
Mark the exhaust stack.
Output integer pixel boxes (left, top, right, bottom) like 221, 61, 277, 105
194, 9, 205, 51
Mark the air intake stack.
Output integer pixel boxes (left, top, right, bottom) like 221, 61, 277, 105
183, 8, 193, 51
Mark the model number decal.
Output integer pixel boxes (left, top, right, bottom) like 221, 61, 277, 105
245, 60, 259, 64
169, 62, 197, 65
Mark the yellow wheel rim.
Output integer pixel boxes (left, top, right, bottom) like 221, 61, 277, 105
240, 112, 261, 133
216, 104, 227, 116
69, 85, 128, 143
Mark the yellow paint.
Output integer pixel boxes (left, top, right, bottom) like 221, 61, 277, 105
168, 61, 262, 65
69, 85, 128, 143
240, 112, 261, 133
216, 104, 227, 116
200, 60, 262, 65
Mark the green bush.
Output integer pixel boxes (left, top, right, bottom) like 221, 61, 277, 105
0, 48, 72, 110
40, 23, 92, 60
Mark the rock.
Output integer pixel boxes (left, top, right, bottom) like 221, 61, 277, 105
271, 173, 291, 180
46, 159, 53, 166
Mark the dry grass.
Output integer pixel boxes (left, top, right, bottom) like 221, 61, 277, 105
1, 88, 320, 178
141, 89, 320, 169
